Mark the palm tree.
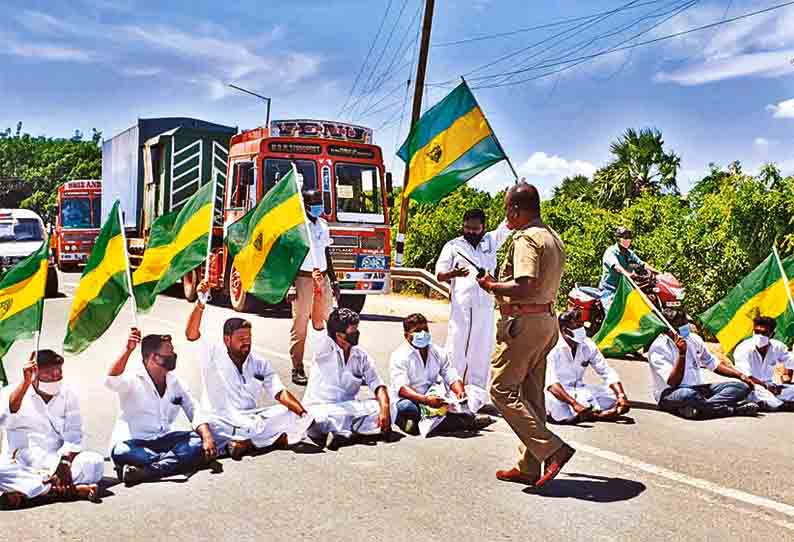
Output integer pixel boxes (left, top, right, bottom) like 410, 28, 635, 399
553, 174, 594, 201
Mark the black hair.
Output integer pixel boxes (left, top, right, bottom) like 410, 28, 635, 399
508, 182, 540, 214
224, 318, 252, 337
403, 313, 428, 333
662, 308, 688, 327
36, 349, 64, 369
327, 308, 360, 339
558, 308, 583, 329
463, 208, 486, 225
141, 334, 172, 360
753, 315, 777, 333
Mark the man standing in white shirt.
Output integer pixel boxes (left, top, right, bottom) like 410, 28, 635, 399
435, 209, 509, 411
303, 308, 392, 450
648, 309, 758, 420
106, 329, 216, 486
186, 281, 313, 460
0, 350, 103, 507
288, 189, 340, 385
733, 316, 794, 411
389, 313, 495, 437
545, 309, 630, 424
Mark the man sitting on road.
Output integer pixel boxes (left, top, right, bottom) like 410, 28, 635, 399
303, 307, 393, 450
0, 350, 103, 507
599, 227, 659, 309
648, 309, 759, 420
733, 316, 794, 411
389, 313, 495, 437
185, 281, 313, 460
545, 309, 630, 424
106, 329, 217, 486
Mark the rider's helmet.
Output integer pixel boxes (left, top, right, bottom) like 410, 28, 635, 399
615, 226, 632, 240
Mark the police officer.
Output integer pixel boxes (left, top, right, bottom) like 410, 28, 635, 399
476, 182, 575, 488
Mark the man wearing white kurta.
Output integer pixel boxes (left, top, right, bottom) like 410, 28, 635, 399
389, 313, 494, 437
303, 307, 392, 450
733, 316, 794, 411
186, 282, 313, 460
436, 209, 509, 411
0, 351, 103, 507
545, 310, 630, 424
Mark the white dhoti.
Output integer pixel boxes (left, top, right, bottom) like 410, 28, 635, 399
545, 384, 616, 422
446, 302, 495, 394
749, 384, 794, 411
0, 450, 104, 499
208, 405, 313, 452
307, 399, 381, 439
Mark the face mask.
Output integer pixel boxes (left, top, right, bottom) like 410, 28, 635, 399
309, 204, 323, 217
344, 330, 360, 347
156, 353, 178, 371
678, 324, 691, 339
752, 333, 770, 349
37, 379, 62, 396
566, 326, 587, 344
410, 330, 432, 349
463, 232, 484, 247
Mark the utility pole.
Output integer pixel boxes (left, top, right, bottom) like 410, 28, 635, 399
395, 0, 435, 267
228, 84, 272, 127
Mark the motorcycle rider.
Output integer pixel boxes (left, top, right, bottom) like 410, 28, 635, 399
598, 226, 659, 309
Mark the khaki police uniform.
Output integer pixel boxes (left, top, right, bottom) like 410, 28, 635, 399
490, 219, 567, 478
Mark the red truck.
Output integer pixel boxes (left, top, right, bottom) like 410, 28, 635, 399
52, 180, 102, 271
182, 119, 393, 314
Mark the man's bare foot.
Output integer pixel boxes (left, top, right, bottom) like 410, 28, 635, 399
272, 433, 289, 450
74, 484, 99, 503
4, 491, 26, 508
228, 439, 253, 461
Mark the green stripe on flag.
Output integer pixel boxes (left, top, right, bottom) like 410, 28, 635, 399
0, 302, 43, 385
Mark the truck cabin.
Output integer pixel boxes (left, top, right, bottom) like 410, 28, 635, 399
58, 181, 102, 230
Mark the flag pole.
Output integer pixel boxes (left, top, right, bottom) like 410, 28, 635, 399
35, 236, 49, 357
773, 245, 794, 318
624, 274, 676, 333
293, 163, 322, 270
117, 203, 139, 329
204, 177, 218, 281
461, 76, 519, 182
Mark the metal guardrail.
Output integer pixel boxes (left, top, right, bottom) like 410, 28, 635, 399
390, 267, 450, 298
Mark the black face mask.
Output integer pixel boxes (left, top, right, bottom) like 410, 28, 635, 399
156, 353, 178, 371
344, 330, 360, 347
463, 232, 484, 247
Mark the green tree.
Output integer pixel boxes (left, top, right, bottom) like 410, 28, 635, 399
553, 174, 594, 202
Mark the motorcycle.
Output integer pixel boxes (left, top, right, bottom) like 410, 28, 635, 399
568, 268, 685, 337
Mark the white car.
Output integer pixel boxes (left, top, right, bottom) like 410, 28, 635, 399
0, 209, 58, 297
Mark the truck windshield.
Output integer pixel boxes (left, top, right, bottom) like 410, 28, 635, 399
61, 198, 94, 229
335, 163, 384, 223
0, 219, 44, 242
264, 159, 317, 194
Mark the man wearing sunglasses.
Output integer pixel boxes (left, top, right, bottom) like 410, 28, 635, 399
545, 309, 629, 424
106, 330, 216, 485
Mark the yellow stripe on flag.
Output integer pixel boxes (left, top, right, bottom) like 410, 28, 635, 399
0, 261, 48, 322
133, 203, 212, 285
597, 289, 654, 351
68, 234, 127, 326
405, 106, 491, 198
716, 278, 794, 353
234, 193, 304, 290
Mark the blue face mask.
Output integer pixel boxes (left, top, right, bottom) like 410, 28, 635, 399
309, 204, 323, 217
678, 324, 691, 339
410, 330, 432, 349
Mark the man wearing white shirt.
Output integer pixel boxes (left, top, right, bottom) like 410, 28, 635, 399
287, 189, 340, 385
389, 313, 494, 436
303, 308, 392, 450
648, 309, 758, 420
186, 281, 313, 460
106, 329, 216, 486
0, 350, 103, 507
545, 309, 630, 424
733, 316, 794, 411
435, 209, 510, 410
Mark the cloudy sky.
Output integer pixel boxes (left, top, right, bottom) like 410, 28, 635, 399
1, 0, 793, 196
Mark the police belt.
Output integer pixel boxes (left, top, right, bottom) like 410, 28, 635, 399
499, 303, 554, 317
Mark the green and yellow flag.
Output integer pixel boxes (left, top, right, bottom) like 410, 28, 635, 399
64, 201, 130, 354
594, 276, 667, 357
397, 81, 507, 204
133, 181, 214, 312
700, 252, 794, 354
0, 238, 49, 385
225, 167, 309, 304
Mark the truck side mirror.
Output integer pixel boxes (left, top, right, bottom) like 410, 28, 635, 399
385, 171, 394, 208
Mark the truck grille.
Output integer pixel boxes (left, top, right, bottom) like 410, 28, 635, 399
330, 253, 357, 269
331, 235, 359, 248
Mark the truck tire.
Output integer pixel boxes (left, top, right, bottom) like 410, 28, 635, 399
45, 267, 59, 298
182, 268, 199, 302
340, 294, 366, 314
229, 265, 257, 313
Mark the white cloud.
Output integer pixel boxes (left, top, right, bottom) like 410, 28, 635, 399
655, 49, 794, 85
767, 98, 794, 119
120, 66, 163, 77
754, 137, 772, 147
1, 40, 97, 63
518, 152, 597, 180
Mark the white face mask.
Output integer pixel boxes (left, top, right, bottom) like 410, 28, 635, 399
752, 333, 770, 349
568, 327, 587, 344
37, 379, 62, 396
410, 330, 432, 349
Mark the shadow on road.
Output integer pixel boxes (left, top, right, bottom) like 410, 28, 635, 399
524, 473, 646, 502
627, 401, 659, 411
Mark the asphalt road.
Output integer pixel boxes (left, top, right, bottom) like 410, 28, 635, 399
1, 272, 793, 541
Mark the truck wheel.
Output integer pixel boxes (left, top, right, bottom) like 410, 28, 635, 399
229, 266, 256, 313
340, 294, 366, 314
183, 269, 199, 302
45, 267, 59, 298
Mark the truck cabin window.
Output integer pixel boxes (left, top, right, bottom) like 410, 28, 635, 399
61, 198, 94, 229
335, 164, 383, 221
92, 199, 101, 227
0, 219, 44, 242
264, 159, 317, 194
229, 162, 256, 209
